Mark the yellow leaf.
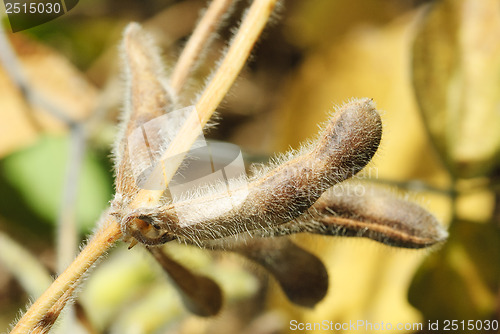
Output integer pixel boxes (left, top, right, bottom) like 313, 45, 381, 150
0, 33, 97, 157
412, 0, 500, 178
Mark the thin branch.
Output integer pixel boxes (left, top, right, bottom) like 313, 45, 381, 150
9, 217, 122, 334
54, 123, 87, 334
30, 289, 73, 334
57, 124, 87, 274
0, 24, 88, 273
0, 21, 89, 333
169, 0, 234, 94
133, 0, 278, 207
195, 0, 277, 125
30, 277, 97, 334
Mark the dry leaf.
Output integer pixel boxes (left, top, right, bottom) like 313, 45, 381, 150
0, 33, 97, 157
412, 0, 500, 178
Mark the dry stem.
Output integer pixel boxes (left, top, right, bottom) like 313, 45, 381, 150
10, 218, 122, 333
132, 0, 278, 207
169, 0, 234, 93
30, 290, 73, 334
9, 0, 277, 332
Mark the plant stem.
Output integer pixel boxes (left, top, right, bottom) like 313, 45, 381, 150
57, 124, 86, 274
135, 0, 278, 207
196, 0, 277, 120
30, 289, 73, 334
169, 0, 234, 94
10, 218, 122, 334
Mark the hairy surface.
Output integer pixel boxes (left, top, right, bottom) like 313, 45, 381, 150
122, 98, 382, 245
309, 184, 448, 248
113, 23, 176, 202
111, 23, 445, 252
105, 20, 448, 316
264, 183, 449, 249
224, 237, 329, 308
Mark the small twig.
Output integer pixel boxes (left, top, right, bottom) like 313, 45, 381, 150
0, 19, 89, 333
30, 277, 97, 334
57, 124, 86, 274
10, 0, 278, 332
368, 177, 452, 196
169, 0, 234, 94
195, 0, 276, 125
0, 24, 88, 272
53, 123, 87, 334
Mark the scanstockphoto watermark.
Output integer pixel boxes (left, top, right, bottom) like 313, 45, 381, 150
289, 319, 423, 332
290, 319, 500, 332
329, 166, 379, 197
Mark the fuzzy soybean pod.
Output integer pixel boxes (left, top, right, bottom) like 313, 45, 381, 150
309, 184, 449, 249
124, 98, 382, 244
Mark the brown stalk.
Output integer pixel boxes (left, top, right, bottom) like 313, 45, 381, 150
169, 0, 234, 94
30, 289, 73, 334
129, 0, 279, 207
10, 216, 122, 334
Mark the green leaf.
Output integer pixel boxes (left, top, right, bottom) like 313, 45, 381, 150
2, 134, 112, 232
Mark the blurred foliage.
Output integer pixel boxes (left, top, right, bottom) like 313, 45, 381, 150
2, 135, 112, 232
412, 0, 500, 179
0, 32, 97, 156
0, 0, 499, 333
408, 2, 500, 328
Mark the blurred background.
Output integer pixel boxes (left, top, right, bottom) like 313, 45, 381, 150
0, 0, 499, 333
